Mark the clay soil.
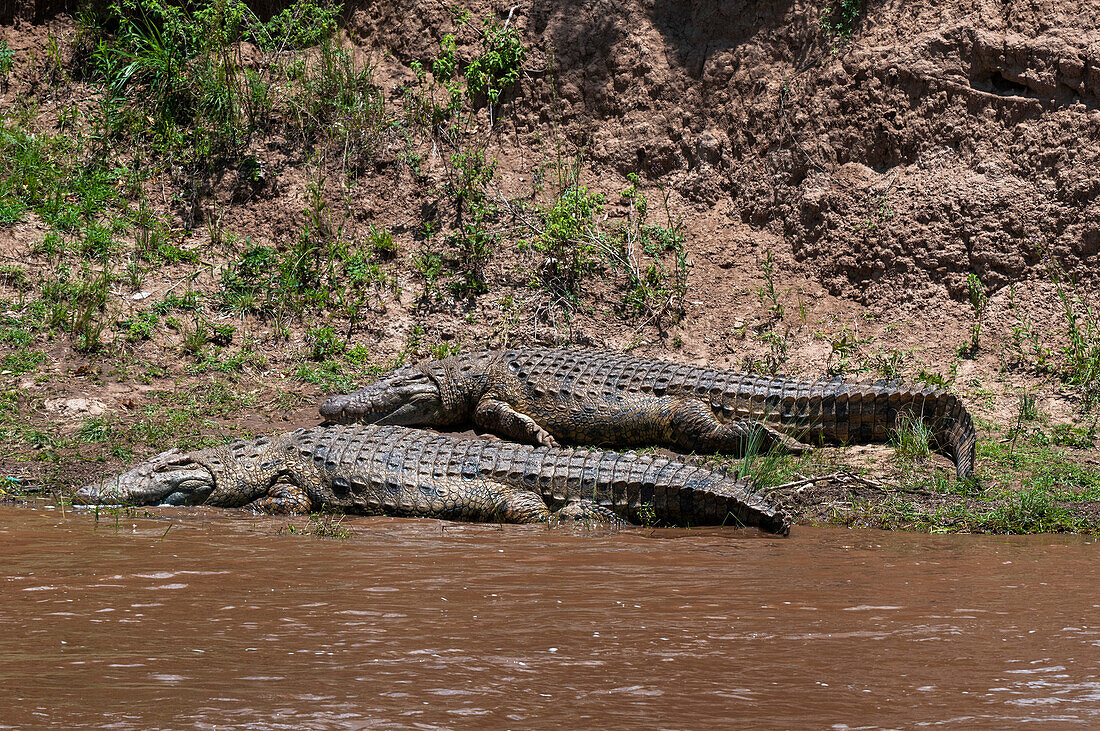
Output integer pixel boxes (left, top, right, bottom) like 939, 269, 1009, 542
1, 0, 1098, 529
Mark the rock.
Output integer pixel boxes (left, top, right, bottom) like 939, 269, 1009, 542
43, 397, 109, 418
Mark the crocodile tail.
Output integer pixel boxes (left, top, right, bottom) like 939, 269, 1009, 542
783, 380, 977, 480
931, 390, 977, 481
870, 384, 977, 480
653, 466, 791, 535
533, 448, 790, 534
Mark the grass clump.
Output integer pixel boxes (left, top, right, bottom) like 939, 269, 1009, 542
1, 351, 47, 376
891, 413, 933, 460
279, 513, 354, 539
1048, 263, 1100, 406
977, 485, 1083, 534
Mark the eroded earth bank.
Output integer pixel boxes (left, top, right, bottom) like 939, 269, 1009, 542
0, 0, 1098, 530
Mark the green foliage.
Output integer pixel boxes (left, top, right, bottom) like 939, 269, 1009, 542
78, 417, 117, 443
463, 17, 526, 106
280, 513, 354, 539
83, 0, 349, 165
609, 175, 688, 325
429, 341, 460, 359
401, 11, 527, 143
123, 309, 159, 342
962, 272, 988, 357
285, 37, 387, 171
40, 264, 111, 351
735, 427, 803, 488
260, 0, 341, 50
181, 321, 209, 355
432, 33, 458, 82
757, 251, 783, 322
0, 40, 14, 86
978, 486, 1082, 534
1048, 264, 1100, 404
306, 324, 346, 361
1, 350, 47, 376
917, 369, 951, 388
365, 225, 397, 259
0, 197, 26, 225
0, 122, 123, 232
218, 189, 398, 320
891, 413, 933, 460
524, 183, 605, 298
442, 149, 498, 296
821, 0, 863, 39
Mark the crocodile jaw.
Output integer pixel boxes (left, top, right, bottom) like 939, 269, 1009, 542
320, 366, 448, 425
74, 449, 215, 507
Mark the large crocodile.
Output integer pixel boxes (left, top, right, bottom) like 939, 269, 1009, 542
321, 348, 978, 479
74, 423, 791, 534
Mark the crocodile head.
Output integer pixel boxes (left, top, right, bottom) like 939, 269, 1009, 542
74, 449, 216, 507
319, 363, 455, 426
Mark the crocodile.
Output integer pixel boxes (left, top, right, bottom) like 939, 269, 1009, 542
320, 348, 978, 479
73, 423, 791, 534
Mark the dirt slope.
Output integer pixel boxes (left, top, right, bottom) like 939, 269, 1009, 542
352, 0, 1100, 302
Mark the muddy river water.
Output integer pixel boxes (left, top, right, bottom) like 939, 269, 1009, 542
1, 504, 1097, 728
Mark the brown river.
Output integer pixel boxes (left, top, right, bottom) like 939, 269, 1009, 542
1, 503, 1097, 729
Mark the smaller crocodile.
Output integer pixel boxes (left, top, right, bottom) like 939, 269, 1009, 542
321, 348, 978, 479
74, 424, 790, 534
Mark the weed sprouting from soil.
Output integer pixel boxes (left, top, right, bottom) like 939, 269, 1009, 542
961, 273, 988, 358
1046, 262, 1100, 406
821, 0, 864, 41
891, 414, 933, 461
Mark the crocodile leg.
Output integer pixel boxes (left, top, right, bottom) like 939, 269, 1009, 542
248, 479, 313, 515
486, 486, 554, 522
551, 500, 626, 526
473, 398, 560, 447
669, 400, 809, 455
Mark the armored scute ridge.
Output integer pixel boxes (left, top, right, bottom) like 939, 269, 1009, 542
320, 348, 978, 479
74, 424, 791, 535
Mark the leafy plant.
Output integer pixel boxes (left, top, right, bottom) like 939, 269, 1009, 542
463, 17, 526, 107
441, 149, 498, 296
0, 40, 14, 93
962, 272, 988, 357
757, 251, 784, 322
608, 174, 688, 326
306, 324, 346, 361
821, 0, 863, 39
523, 182, 605, 299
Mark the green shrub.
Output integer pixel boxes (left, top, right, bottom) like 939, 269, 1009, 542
523, 184, 605, 298
464, 17, 526, 106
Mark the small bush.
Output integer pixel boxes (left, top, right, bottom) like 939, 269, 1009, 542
523, 184, 605, 298
463, 17, 526, 106
306, 324, 346, 361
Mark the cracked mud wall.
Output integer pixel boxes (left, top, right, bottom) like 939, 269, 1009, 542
347, 0, 1100, 303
